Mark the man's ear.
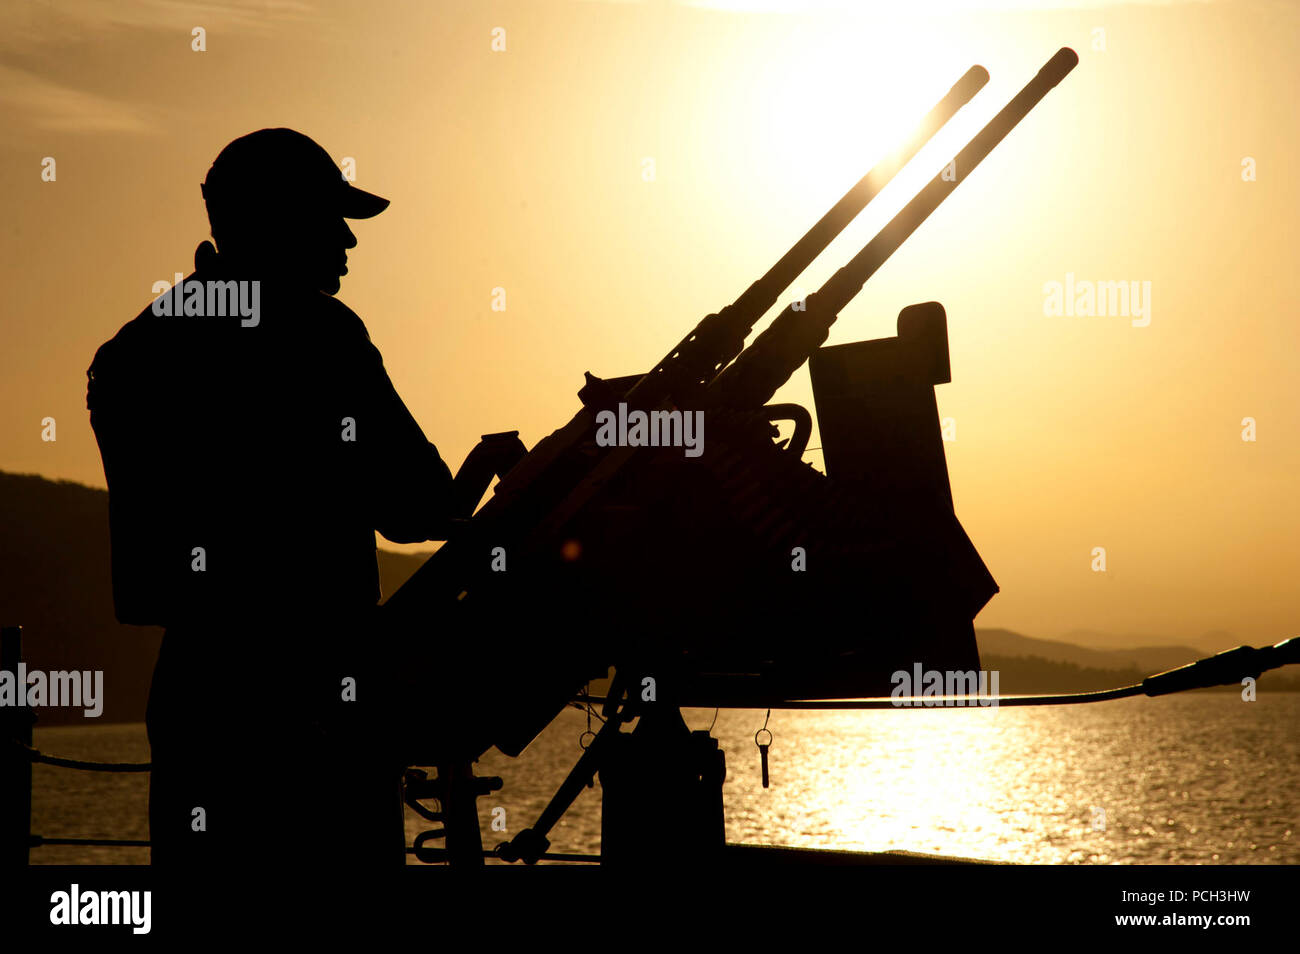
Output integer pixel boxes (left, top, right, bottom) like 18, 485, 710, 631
195, 240, 219, 271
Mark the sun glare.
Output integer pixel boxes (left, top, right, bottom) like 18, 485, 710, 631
716, 27, 989, 248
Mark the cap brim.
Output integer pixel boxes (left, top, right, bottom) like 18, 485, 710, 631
341, 184, 390, 218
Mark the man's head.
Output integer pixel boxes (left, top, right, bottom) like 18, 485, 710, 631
200, 128, 388, 294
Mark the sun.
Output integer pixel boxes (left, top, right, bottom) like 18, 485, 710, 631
753, 32, 986, 219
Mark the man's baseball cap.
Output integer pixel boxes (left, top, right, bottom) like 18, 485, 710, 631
201, 128, 389, 218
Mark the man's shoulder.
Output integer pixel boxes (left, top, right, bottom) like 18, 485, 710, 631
312, 292, 373, 344
93, 286, 371, 355
87, 301, 168, 391
86, 285, 379, 408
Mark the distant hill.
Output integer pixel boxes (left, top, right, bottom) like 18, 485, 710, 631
375, 549, 428, 597
976, 627, 1300, 694
979, 655, 1145, 695
0, 470, 432, 726
1058, 627, 1236, 655
975, 628, 1203, 674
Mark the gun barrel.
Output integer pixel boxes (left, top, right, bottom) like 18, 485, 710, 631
626, 63, 990, 406
736, 64, 991, 322
821, 48, 1077, 315
707, 48, 1078, 409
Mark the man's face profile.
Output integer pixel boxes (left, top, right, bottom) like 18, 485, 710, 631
214, 204, 360, 296
283, 210, 358, 296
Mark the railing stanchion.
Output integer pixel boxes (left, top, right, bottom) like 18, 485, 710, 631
1, 625, 33, 865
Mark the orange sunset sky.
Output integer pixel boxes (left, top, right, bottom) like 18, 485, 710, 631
1, 0, 1297, 649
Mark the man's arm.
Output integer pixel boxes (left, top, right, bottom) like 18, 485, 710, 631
356, 337, 455, 543
350, 319, 524, 542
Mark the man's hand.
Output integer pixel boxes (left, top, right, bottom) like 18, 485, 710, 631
451, 431, 527, 518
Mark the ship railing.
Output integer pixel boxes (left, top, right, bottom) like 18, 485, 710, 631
4, 624, 1296, 865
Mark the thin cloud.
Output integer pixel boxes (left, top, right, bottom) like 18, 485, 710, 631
0, 0, 318, 141
0, 64, 162, 136
0, 0, 318, 50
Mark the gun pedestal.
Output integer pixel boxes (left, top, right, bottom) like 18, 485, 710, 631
494, 676, 726, 866
599, 704, 726, 866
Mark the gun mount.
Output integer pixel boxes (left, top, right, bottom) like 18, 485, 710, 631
383, 49, 1080, 866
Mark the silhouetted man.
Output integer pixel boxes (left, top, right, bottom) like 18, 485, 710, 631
87, 128, 522, 866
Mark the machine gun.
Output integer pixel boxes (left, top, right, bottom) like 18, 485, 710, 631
384, 49, 1079, 866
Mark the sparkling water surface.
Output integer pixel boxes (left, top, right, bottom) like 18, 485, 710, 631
30, 693, 1299, 865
